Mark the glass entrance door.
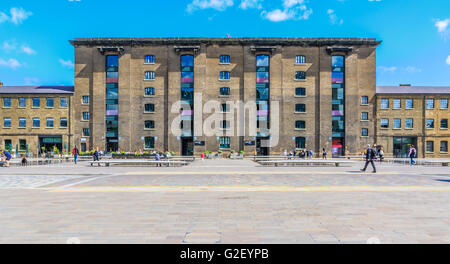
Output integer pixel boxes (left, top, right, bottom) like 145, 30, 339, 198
256, 137, 270, 156
181, 137, 194, 156
393, 137, 417, 158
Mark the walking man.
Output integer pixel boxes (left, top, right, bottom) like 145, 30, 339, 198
322, 148, 327, 159
72, 146, 79, 164
361, 144, 377, 173
409, 145, 417, 165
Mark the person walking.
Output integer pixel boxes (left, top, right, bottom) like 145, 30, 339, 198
155, 152, 161, 167
72, 146, 79, 164
93, 148, 100, 166
1, 149, 12, 167
322, 148, 327, 159
378, 147, 384, 162
409, 145, 417, 165
361, 144, 377, 173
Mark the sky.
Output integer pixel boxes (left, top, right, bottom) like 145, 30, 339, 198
0, 0, 449, 86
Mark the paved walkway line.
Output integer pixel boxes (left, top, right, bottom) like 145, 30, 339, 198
45, 185, 450, 193
56, 174, 119, 188
124, 171, 404, 175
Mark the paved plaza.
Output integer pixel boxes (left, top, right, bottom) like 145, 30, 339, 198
0, 159, 450, 244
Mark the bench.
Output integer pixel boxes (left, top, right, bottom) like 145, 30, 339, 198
90, 160, 190, 167
257, 160, 356, 167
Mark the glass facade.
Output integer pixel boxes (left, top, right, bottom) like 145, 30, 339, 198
256, 54, 270, 155
106, 55, 119, 151
332, 56, 345, 157
180, 55, 194, 154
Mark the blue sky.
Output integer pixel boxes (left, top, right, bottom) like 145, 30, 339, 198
0, 0, 449, 86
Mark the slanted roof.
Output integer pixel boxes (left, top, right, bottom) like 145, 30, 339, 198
0, 86, 74, 94
376, 86, 450, 94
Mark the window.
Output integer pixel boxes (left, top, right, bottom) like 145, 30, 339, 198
380, 119, 389, 128
46, 98, 54, 108
256, 72, 269, 83
220, 55, 230, 64
393, 118, 401, 129
381, 99, 389, 109
220, 87, 230, 96
60, 118, 68, 128
82, 128, 90, 137
295, 120, 306, 129
441, 141, 449, 153
405, 99, 413, 109
144, 55, 155, 64
18, 118, 26, 128
145, 87, 155, 96
60, 97, 68, 108
19, 139, 26, 151
256, 55, 269, 67
295, 137, 306, 149
145, 120, 155, 129
82, 112, 90, 121
46, 118, 54, 128
145, 103, 155, 113
32, 118, 40, 128
426, 119, 435, 129
256, 88, 269, 100
295, 71, 306, 80
106, 55, 119, 72
3, 118, 11, 128
426, 98, 434, 109
295, 104, 306, 113
18, 98, 26, 108
220, 71, 230, 80
144, 137, 155, 149
441, 99, 449, 109
221, 103, 229, 113
361, 128, 368, 137
405, 118, 414, 129
220, 120, 230, 129
426, 141, 434, 153
295, 55, 306, 64
145, 71, 155, 80
81, 143, 87, 152
3, 97, 11, 108
219, 137, 230, 149
82, 96, 90, 104
361, 96, 368, 105
361, 112, 369, 121
393, 99, 401, 109
295, 88, 306, 97
441, 119, 449, 129
33, 97, 40, 107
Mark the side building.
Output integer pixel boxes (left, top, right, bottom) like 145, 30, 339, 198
376, 85, 450, 158
0, 85, 74, 157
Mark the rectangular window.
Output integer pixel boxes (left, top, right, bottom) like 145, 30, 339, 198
295, 88, 306, 96
380, 118, 389, 128
82, 112, 90, 121
361, 112, 369, 121
426, 119, 435, 129
220, 55, 230, 64
393, 118, 401, 129
106, 72, 119, 83
256, 55, 269, 67
220, 87, 230, 96
393, 99, 401, 109
295, 120, 306, 129
295, 55, 306, 64
441, 119, 449, 129
32, 97, 40, 107
145, 103, 155, 113
220, 120, 230, 129
3, 118, 11, 128
441, 99, 448, 109
441, 141, 448, 153
60, 118, 67, 128
145, 71, 155, 80
361, 128, 368, 137
3, 97, 11, 108
381, 99, 389, 109
106, 55, 119, 72
361, 96, 368, 105
426, 141, 434, 153
256, 88, 269, 100
82, 96, 90, 104
256, 72, 269, 83
295, 71, 306, 80
82, 128, 90, 137
32, 118, 40, 128
220, 71, 230, 80
46, 98, 54, 108
46, 118, 54, 128
332, 72, 344, 84
60, 97, 68, 108
145, 120, 155, 129
81, 143, 87, 152
295, 104, 306, 113
426, 98, 434, 109
19, 139, 26, 151
405, 118, 414, 129
295, 137, 306, 149
221, 103, 229, 113
405, 99, 413, 109
145, 55, 155, 64
219, 137, 230, 149
18, 97, 26, 108
144, 137, 155, 149
145, 87, 155, 96
18, 118, 26, 128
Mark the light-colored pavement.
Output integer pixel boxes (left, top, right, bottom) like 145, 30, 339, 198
0, 159, 449, 243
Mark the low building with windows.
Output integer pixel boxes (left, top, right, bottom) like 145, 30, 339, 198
0, 86, 74, 157
375, 85, 450, 158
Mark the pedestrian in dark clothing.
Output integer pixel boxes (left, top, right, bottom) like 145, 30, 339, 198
361, 144, 377, 173
409, 145, 417, 165
322, 148, 327, 159
155, 152, 161, 167
293, 149, 297, 157
72, 146, 79, 164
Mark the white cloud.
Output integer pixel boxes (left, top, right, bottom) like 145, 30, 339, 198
435, 18, 450, 33
261, 0, 312, 22
405, 66, 422, 73
239, 0, 262, 10
0, 7, 32, 25
0, 58, 22, 69
59, 59, 74, 68
368, 0, 382, 2
2, 41, 17, 51
377, 66, 397, 73
446, 55, 450, 65
21, 45, 36, 55
187, 0, 234, 12
327, 9, 343, 25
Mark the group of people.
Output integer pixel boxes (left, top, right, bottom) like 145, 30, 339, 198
282, 149, 318, 159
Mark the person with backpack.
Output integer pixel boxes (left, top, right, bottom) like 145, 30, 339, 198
1, 149, 12, 167
409, 145, 417, 165
72, 146, 79, 164
361, 144, 377, 173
